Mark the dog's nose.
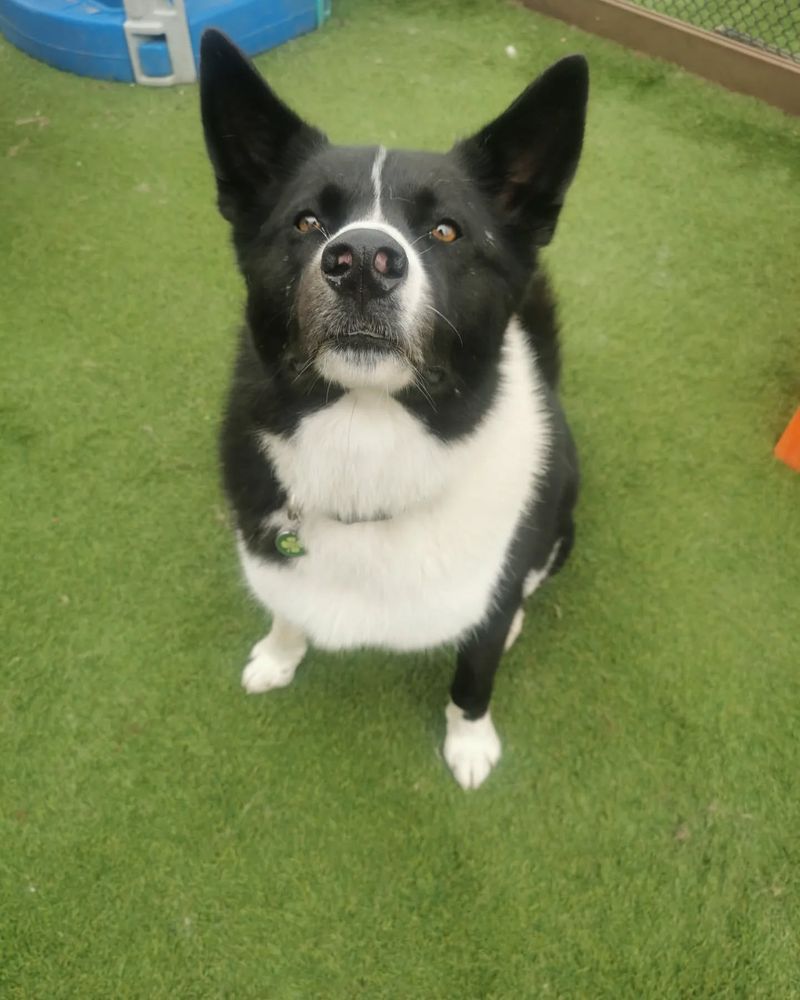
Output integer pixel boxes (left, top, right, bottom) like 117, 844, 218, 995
321, 228, 407, 302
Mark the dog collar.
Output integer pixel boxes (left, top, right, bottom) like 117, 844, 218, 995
275, 497, 306, 558
274, 497, 389, 558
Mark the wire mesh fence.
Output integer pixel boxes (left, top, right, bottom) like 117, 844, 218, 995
630, 0, 800, 63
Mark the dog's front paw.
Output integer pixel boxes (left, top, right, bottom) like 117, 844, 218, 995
443, 701, 502, 790
241, 631, 306, 694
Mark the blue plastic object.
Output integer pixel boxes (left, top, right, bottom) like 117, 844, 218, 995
0, 0, 330, 84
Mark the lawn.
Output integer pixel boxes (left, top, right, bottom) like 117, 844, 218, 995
2, 0, 800, 996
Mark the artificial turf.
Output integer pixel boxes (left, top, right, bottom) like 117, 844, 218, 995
2, 0, 800, 996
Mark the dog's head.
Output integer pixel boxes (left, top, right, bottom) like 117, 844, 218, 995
200, 31, 587, 402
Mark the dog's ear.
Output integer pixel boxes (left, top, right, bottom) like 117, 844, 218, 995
455, 55, 588, 246
199, 29, 327, 227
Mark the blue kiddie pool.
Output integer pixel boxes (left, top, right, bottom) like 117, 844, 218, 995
0, 0, 330, 84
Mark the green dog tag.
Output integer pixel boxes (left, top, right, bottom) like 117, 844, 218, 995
275, 529, 306, 558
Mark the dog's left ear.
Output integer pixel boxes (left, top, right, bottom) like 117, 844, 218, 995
199, 29, 326, 228
455, 55, 589, 246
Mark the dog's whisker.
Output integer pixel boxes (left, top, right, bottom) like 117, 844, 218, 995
416, 379, 437, 413
291, 356, 318, 384
425, 304, 463, 346
407, 362, 437, 413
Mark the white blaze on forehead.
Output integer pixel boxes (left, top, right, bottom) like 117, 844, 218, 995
311, 156, 433, 393
370, 145, 387, 219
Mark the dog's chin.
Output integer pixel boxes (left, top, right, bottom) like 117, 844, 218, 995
314, 339, 414, 391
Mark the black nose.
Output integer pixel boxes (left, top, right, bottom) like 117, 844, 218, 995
321, 228, 407, 303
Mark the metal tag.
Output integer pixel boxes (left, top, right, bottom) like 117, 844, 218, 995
275, 529, 306, 558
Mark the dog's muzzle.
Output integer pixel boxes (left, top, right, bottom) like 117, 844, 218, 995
320, 228, 408, 307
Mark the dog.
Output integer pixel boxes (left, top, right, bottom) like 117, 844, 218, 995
199, 30, 587, 789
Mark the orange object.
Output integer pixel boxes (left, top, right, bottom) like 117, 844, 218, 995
775, 407, 800, 471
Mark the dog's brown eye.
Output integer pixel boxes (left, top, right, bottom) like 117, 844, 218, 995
431, 220, 460, 243
296, 213, 322, 234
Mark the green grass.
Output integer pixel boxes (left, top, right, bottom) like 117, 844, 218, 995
2, 0, 800, 996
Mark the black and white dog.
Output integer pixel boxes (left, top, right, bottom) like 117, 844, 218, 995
199, 31, 587, 789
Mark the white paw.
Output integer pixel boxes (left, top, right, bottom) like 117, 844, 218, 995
241, 632, 306, 694
443, 701, 502, 790
504, 608, 524, 651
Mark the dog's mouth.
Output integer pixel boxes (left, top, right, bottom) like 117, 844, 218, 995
311, 324, 415, 392
325, 331, 397, 353
295, 280, 425, 390
318, 312, 408, 360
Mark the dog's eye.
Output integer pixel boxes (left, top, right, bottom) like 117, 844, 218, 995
295, 213, 323, 234
431, 220, 460, 243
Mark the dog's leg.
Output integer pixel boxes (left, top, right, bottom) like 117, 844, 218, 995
444, 600, 518, 789
503, 607, 525, 651
241, 615, 308, 694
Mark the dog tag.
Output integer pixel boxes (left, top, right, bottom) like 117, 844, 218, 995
275, 529, 306, 558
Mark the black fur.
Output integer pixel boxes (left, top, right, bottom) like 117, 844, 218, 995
454, 395, 579, 719
200, 30, 587, 740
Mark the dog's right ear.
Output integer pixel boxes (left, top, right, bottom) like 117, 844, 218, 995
455, 55, 588, 247
199, 30, 326, 227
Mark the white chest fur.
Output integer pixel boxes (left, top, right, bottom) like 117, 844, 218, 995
238, 321, 551, 651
